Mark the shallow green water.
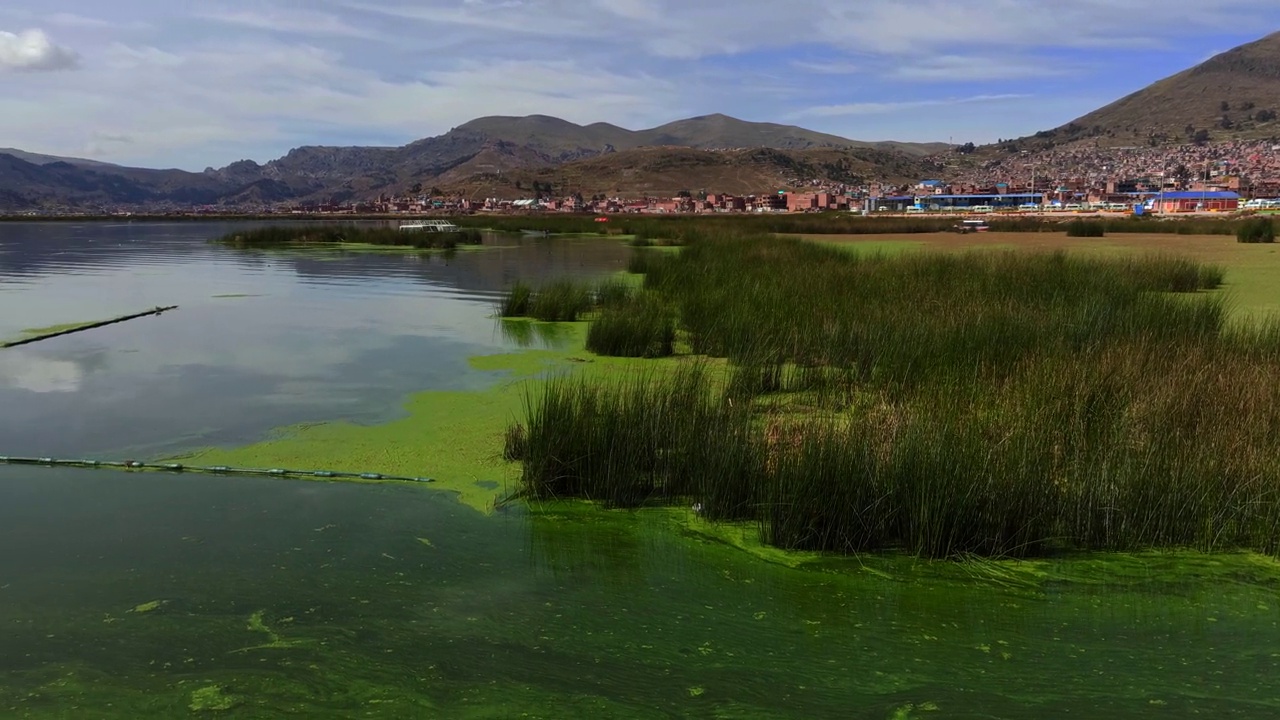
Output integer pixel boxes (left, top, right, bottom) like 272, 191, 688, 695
2, 222, 1280, 717
2, 468, 1278, 718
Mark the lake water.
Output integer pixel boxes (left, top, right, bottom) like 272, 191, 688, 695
1, 222, 1278, 718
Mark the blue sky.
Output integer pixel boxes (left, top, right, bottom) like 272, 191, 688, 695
1, 1, 1278, 170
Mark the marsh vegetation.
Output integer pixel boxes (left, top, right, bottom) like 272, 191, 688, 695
499, 276, 677, 356
215, 224, 483, 249
1237, 217, 1277, 243
1064, 219, 1107, 237
508, 232, 1280, 559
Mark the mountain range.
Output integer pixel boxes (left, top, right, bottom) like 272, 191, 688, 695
5, 31, 1280, 212
0, 115, 949, 211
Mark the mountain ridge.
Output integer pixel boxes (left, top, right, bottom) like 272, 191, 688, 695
0, 113, 945, 211
994, 30, 1280, 151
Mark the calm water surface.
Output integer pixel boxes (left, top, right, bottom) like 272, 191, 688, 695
0, 221, 621, 457
0, 222, 1277, 718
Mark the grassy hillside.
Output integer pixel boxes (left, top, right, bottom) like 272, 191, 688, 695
440, 146, 931, 199
1015, 31, 1280, 150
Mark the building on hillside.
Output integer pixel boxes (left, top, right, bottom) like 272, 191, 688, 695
753, 194, 787, 212
786, 193, 818, 212
917, 193, 1042, 210
1148, 191, 1240, 213
873, 195, 916, 212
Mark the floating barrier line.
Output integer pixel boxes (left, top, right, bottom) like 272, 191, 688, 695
1, 305, 179, 349
0, 455, 435, 484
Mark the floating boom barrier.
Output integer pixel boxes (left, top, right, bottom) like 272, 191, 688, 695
0, 456, 436, 483
2, 305, 179, 349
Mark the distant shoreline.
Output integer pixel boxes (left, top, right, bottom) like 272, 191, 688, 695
0, 214, 444, 223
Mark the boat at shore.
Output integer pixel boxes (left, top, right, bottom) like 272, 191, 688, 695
952, 219, 990, 234
398, 219, 460, 232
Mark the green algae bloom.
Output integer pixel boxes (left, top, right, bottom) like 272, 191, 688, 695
189, 684, 240, 711
18, 320, 99, 338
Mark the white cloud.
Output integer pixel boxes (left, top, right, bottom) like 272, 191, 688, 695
0, 34, 683, 168
346, 0, 1279, 60
44, 12, 150, 32
196, 8, 378, 38
2, 1, 1279, 166
0, 28, 78, 71
790, 60, 860, 75
821, 0, 1269, 55
794, 94, 1032, 118
47, 13, 116, 29
342, 0, 597, 39
892, 55, 1073, 82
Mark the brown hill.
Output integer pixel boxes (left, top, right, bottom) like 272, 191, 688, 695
439, 146, 932, 200
0, 113, 944, 211
455, 113, 946, 157
1000, 31, 1280, 151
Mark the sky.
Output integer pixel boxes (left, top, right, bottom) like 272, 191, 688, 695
1, 1, 1279, 170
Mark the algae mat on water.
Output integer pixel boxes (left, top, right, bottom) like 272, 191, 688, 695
176, 322, 657, 512
3, 466, 1278, 719
10, 320, 1280, 717
178, 383, 524, 512
1, 319, 100, 346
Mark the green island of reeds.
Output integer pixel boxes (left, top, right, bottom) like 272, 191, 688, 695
214, 224, 483, 250
498, 277, 676, 357
504, 231, 1280, 559
1237, 217, 1277, 243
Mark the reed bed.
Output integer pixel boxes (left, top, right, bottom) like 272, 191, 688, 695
642, 237, 1226, 389
1065, 219, 1106, 237
585, 293, 676, 358
215, 224, 483, 249
1237, 217, 1276, 243
497, 278, 639, 322
627, 249, 661, 275
512, 233, 1280, 559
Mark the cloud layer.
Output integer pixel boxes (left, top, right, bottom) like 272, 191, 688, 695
0, 29, 78, 71
1, 1, 1278, 169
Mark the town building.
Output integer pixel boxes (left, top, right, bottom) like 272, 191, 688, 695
1148, 191, 1240, 213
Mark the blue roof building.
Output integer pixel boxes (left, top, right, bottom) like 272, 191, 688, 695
1149, 190, 1239, 212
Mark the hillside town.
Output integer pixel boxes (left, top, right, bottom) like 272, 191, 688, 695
232, 138, 1280, 217
11, 138, 1280, 218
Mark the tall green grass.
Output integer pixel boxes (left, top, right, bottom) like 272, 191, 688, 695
215, 224, 483, 248
500, 281, 533, 317
644, 238, 1225, 389
1237, 217, 1276, 243
586, 293, 675, 358
518, 365, 763, 515
497, 278, 639, 322
511, 233, 1280, 559
1065, 219, 1106, 237
627, 249, 664, 275
519, 338, 1280, 557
